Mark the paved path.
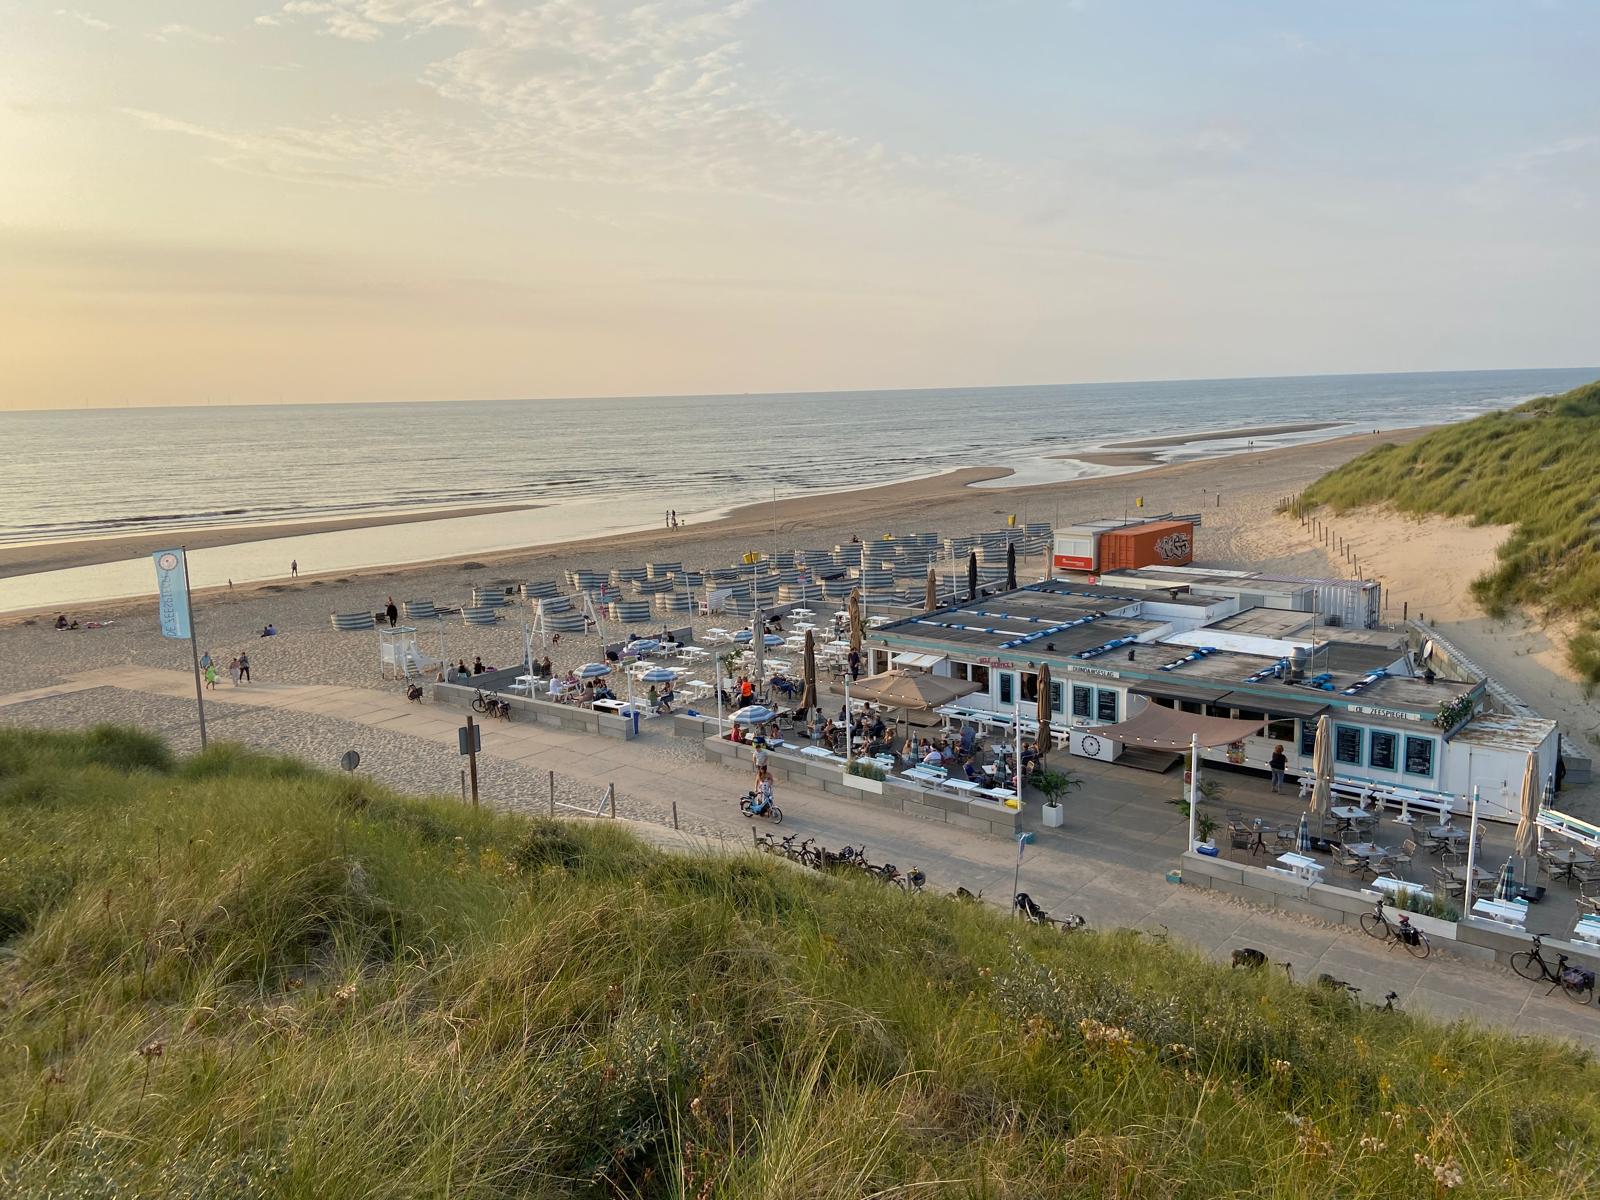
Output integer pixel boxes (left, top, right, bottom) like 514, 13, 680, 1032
7, 667, 1599, 1048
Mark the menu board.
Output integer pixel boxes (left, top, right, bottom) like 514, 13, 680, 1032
1335, 725, 1363, 763
1404, 736, 1434, 776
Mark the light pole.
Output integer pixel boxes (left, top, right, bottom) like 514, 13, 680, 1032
1187, 733, 1201, 851
1464, 785, 1481, 912
843, 675, 853, 761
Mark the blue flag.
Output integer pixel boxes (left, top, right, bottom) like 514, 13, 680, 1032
152, 548, 192, 640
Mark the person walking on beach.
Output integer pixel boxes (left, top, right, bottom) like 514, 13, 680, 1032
204, 663, 217, 690
290, 559, 298, 578
228, 656, 241, 686
238, 652, 251, 683
199, 650, 212, 674
1268, 744, 1288, 794
385, 596, 398, 628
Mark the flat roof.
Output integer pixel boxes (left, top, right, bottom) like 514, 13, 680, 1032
1208, 608, 1316, 638
1452, 713, 1559, 754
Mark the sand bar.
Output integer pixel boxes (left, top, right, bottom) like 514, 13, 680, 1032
1060, 421, 1344, 468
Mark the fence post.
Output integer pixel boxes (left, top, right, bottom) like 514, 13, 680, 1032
548, 770, 555, 818
460, 769, 466, 802
672, 801, 679, 831
608, 782, 617, 819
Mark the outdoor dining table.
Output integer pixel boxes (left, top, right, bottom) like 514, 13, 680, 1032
1343, 842, 1393, 859
1330, 805, 1370, 822
1446, 865, 1496, 886
1551, 851, 1596, 882
592, 699, 641, 717
1276, 852, 1325, 881
943, 779, 982, 795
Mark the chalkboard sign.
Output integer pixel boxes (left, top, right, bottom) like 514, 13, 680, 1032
1403, 735, 1434, 777
1335, 725, 1363, 764
1368, 730, 1396, 771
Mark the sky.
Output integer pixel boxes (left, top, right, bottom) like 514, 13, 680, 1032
1, 1, 1597, 410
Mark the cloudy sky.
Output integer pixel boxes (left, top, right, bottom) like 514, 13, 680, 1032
3, 0, 1596, 408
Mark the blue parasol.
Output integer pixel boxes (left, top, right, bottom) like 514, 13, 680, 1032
639, 667, 678, 684
1494, 855, 1518, 902
731, 705, 777, 724
1297, 811, 1313, 854
576, 662, 612, 679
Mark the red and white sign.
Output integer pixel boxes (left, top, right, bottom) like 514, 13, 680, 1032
1053, 553, 1094, 572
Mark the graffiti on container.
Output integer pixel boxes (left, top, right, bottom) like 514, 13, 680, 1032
1154, 531, 1192, 562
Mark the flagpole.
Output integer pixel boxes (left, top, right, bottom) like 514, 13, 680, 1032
183, 546, 208, 749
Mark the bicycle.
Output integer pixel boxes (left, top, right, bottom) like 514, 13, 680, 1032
1510, 935, 1596, 1005
471, 689, 511, 719
1358, 898, 1432, 958
1014, 892, 1087, 932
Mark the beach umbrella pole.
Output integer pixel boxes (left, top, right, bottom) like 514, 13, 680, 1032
844, 676, 852, 761
1464, 786, 1481, 913
1188, 733, 1200, 851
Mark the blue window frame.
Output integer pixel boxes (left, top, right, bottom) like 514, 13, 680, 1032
998, 672, 1014, 705
1095, 688, 1119, 722
1334, 724, 1363, 765
1071, 685, 1092, 718
1299, 720, 1317, 757
1368, 730, 1397, 771
1403, 735, 1435, 777
1050, 681, 1064, 714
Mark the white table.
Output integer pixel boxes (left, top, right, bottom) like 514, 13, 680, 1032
1331, 805, 1373, 823
1276, 852, 1325, 881
1471, 898, 1528, 929
902, 767, 946, 785
800, 745, 838, 760
1572, 916, 1600, 946
1366, 876, 1432, 902
944, 779, 982, 795
593, 699, 641, 717
977, 787, 1018, 804
1343, 842, 1392, 859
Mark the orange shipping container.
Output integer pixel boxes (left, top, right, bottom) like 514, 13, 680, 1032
1097, 520, 1194, 572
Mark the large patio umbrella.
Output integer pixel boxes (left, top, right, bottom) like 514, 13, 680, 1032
576, 662, 612, 679
731, 705, 777, 725
925, 566, 938, 613
967, 551, 978, 602
751, 607, 766, 696
797, 629, 818, 714
848, 669, 981, 711
1513, 751, 1540, 883
1006, 541, 1017, 590
1309, 712, 1334, 823
847, 589, 864, 656
1035, 662, 1053, 766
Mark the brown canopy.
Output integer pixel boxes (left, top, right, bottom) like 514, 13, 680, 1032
848, 589, 865, 656
925, 566, 938, 612
1084, 703, 1266, 751
798, 629, 818, 713
848, 669, 980, 711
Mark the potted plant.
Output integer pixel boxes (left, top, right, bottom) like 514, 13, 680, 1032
1031, 767, 1081, 828
1194, 809, 1220, 853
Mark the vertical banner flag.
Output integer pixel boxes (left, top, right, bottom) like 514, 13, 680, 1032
152, 548, 192, 640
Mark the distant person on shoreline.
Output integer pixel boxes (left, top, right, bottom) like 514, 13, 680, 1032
290, 560, 298, 578
55, 613, 69, 629
385, 597, 398, 627
260, 624, 276, 637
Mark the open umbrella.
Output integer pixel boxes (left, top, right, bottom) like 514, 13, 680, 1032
1494, 855, 1519, 902
1309, 712, 1333, 822
625, 638, 661, 655
925, 566, 938, 613
1513, 751, 1539, 884
1297, 811, 1313, 854
639, 667, 678, 685
732, 629, 754, 643
798, 629, 818, 714
967, 551, 978, 602
762, 633, 784, 648
1035, 662, 1053, 766
731, 705, 777, 725
1006, 541, 1017, 590
576, 662, 612, 679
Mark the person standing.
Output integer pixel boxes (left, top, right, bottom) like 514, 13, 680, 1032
203, 663, 217, 690
290, 559, 298, 578
385, 596, 398, 628
847, 647, 861, 680
228, 656, 241, 686
199, 650, 212, 674
238, 651, 252, 683
1268, 744, 1288, 794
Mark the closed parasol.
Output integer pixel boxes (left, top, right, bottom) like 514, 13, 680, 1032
967, 551, 978, 601
1006, 541, 1017, 590
848, 589, 864, 656
1310, 712, 1333, 820
1035, 662, 1053, 765
925, 566, 938, 612
798, 629, 818, 714
1513, 751, 1540, 884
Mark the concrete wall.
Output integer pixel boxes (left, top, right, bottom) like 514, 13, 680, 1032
703, 733, 1019, 837
431, 680, 635, 740
1180, 851, 1600, 972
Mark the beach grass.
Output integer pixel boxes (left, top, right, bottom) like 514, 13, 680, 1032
1290, 378, 1600, 689
3, 727, 1599, 1197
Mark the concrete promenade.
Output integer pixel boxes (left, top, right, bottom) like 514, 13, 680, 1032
5, 665, 1599, 1049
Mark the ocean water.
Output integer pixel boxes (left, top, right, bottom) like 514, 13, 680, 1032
0, 367, 1593, 610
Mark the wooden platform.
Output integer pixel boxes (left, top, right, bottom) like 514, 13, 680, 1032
1116, 747, 1182, 774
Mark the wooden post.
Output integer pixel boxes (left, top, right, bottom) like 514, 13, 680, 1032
466, 714, 480, 809
608, 782, 616, 818
548, 770, 555, 817
672, 801, 679, 831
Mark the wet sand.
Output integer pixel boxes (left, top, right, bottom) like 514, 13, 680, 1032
1062, 421, 1345, 468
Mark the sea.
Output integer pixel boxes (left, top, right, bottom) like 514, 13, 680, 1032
1, 367, 1593, 612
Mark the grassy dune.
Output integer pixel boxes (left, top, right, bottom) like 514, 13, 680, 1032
1291, 378, 1600, 687
2, 728, 1599, 1198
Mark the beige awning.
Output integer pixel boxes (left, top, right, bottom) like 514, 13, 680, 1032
1087, 704, 1267, 751
849, 669, 979, 711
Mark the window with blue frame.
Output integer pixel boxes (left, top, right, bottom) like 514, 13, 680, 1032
1334, 724, 1363, 765
1368, 730, 1397, 771
998, 672, 1013, 705
1095, 688, 1119, 722
1050, 681, 1064, 714
1403, 735, 1435, 777
1071, 684, 1092, 718
1299, 720, 1317, 757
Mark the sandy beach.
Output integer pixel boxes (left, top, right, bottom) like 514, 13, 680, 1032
0, 428, 1426, 702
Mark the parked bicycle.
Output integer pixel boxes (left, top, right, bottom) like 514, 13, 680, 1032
1013, 892, 1087, 932
1358, 898, 1431, 958
1510, 935, 1596, 1005
471, 689, 511, 719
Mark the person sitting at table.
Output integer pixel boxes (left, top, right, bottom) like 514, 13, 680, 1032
922, 745, 944, 768
729, 722, 745, 744
963, 759, 982, 783
539, 656, 553, 678
647, 684, 660, 710
870, 713, 887, 740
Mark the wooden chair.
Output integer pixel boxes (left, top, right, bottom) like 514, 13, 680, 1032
1389, 839, 1417, 879
1334, 848, 1365, 875
1273, 824, 1297, 851
1430, 866, 1465, 899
